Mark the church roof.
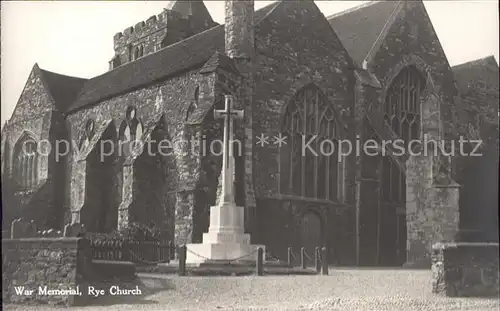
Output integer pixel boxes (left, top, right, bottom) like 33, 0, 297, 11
38, 68, 87, 111
328, 1, 401, 67
166, 0, 211, 19
200, 51, 240, 75
67, 2, 280, 113
451, 55, 499, 94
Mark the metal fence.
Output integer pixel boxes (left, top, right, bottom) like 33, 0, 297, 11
89, 238, 172, 265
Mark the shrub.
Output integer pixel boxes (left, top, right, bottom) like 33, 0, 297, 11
118, 222, 161, 241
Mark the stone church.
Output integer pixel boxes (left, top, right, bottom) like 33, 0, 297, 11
1, 0, 498, 267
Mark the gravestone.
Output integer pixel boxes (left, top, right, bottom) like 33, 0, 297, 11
10, 218, 37, 238
63, 223, 86, 237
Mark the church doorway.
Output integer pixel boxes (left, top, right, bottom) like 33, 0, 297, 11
300, 210, 323, 264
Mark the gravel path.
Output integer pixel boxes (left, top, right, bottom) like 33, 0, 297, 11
4, 269, 499, 311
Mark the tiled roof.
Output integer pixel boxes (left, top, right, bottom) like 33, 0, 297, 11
67, 1, 280, 113
166, 0, 212, 19
328, 1, 401, 67
451, 56, 499, 94
200, 51, 240, 75
38, 68, 87, 112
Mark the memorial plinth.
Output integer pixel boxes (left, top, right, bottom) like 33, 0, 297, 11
186, 95, 264, 265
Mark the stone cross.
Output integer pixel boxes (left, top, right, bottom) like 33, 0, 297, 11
214, 95, 243, 204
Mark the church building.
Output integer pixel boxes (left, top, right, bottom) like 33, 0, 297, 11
1, 0, 498, 267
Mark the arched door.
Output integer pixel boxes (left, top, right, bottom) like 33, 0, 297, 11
300, 211, 322, 265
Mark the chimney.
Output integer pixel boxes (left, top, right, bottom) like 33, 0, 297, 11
225, 0, 255, 59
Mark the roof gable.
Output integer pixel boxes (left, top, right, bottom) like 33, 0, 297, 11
38, 69, 87, 112
9, 64, 83, 121
452, 56, 499, 94
200, 51, 240, 75
328, 1, 402, 67
67, 2, 279, 113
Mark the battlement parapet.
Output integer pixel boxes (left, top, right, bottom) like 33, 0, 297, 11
113, 8, 188, 48
146, 15, 157, 26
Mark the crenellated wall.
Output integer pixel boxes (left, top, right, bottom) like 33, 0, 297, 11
110, 5, 217, 70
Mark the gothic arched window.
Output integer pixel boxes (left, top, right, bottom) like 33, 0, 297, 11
119, 106, 143, 156
382, 66, 425, 203
279, 84, 344, 201
186, 86, 200, 121
79, 119, 95, 151
384, 66, 425, 145
13, 133, 38, 190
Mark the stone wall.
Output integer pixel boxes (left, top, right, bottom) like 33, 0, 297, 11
66, 69, 209, 244
253, 0, 355, 199
432, 242, 499, 297
370, 1, 460, 141
406, 155, 460, 268
111, 4, 216, 69
256, 198, 355, 265
2, 237, 91, 306
249, 1, 356, 263
1, 65, 66, 231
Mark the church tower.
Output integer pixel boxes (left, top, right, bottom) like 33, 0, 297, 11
224, 0, 257, 238
109, 0, 216, 70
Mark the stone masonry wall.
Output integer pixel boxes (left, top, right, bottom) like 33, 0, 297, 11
432, 242, 499, 297
112, 10, 185, 68
67, 70, 205, 242
253, 1, 355, 200
368, 1, 464, 267
406, 154, 460, 268
251, 1, 356, 262
111, 7, 216, 70
2, 65, 64, 231
2, 237, 91, 306
370, 1, 460, 141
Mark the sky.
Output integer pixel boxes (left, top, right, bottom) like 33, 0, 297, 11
1, 1, 499, 126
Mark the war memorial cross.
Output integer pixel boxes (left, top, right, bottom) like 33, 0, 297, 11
214, 95, 244, 204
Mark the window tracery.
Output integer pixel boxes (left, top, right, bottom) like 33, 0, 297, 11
119, 106, 143, 157
382, 66, 425, 202
13, 133, 38, 189
280, 84, 344, 201
80, 119, 95, 151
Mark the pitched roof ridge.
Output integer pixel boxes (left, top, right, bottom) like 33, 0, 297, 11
70, 24, 223, 107
452, 55, 498, 69
362, 1, 403, 69
327, 1, 382, 20
38, 67, 88, 81
255, 1, 281, 25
